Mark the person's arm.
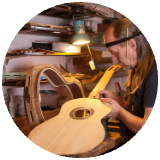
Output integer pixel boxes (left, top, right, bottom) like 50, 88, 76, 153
101, 98, 152, 133
118, 106, 152, 133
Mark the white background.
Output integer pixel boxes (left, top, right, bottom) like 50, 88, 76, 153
0, 0, 159, 159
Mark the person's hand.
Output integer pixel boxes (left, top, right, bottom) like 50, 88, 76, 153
101, 98, 122, 118
99, 90, 124, 107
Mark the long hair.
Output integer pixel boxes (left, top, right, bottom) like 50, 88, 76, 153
108, 18, 155, 94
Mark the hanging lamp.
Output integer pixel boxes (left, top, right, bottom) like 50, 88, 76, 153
72, 16, 90, 45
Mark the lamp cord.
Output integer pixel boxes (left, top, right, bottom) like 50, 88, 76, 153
87, 43, 94, 60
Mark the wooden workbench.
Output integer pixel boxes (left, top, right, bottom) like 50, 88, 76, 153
14, 108, 126, 157
64, 132, 125, 158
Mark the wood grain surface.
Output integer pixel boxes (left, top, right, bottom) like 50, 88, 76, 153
28, 98, 111, 155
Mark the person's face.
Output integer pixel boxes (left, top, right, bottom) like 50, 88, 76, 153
104, 28, 138, 70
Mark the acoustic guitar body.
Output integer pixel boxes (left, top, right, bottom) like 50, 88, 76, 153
28, 98, 111, 155
28, 64, 122, 156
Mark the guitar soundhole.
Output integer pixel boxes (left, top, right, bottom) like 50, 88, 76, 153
75, 109, 90, 118
70, 107, 94, 120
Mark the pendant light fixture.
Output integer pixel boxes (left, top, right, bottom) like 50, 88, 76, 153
72, 11, 95, 70
72, 16, 90, 45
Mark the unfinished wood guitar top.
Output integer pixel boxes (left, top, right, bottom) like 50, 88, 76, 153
28, 98, 111, 155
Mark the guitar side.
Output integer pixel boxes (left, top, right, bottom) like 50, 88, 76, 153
24, 63, 85, 128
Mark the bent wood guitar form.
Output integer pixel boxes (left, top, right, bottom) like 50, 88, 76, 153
27, 64, 122, 156
24, 63, 85, 128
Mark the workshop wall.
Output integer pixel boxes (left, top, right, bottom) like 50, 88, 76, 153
8, 15, 66, 52
4, 4, 127, 102
3, 4, 128, 121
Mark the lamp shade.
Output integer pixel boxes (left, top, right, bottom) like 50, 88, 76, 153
72, 19, 90, 45
73, 34, 90, 45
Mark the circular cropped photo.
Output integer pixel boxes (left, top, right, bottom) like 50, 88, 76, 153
2, 2, 158, 158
